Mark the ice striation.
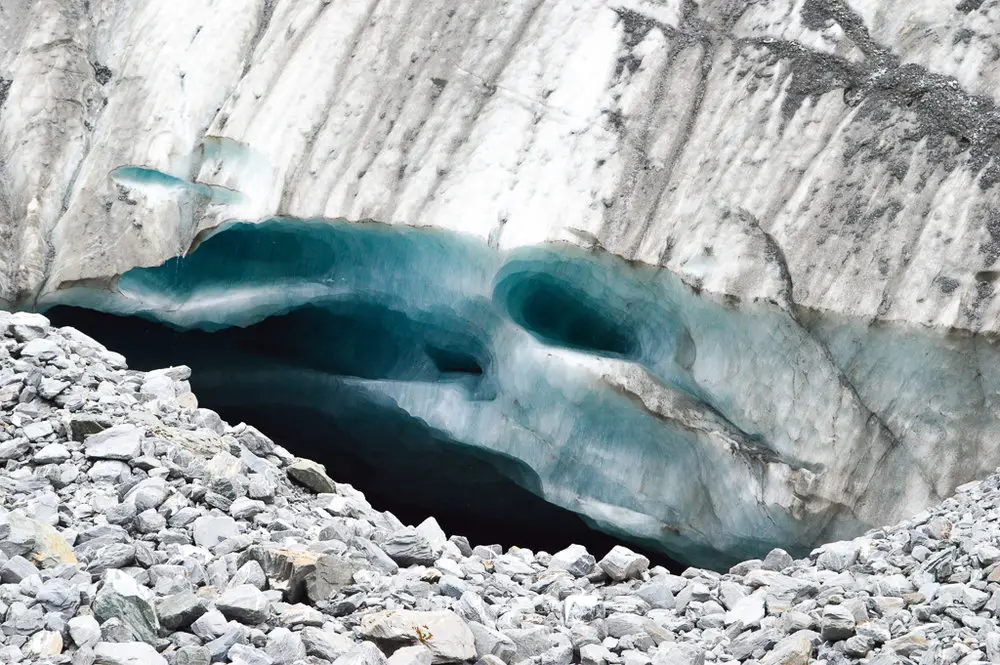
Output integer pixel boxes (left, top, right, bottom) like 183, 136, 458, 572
40, 218, 1000, 567
2, 0, 1000, 564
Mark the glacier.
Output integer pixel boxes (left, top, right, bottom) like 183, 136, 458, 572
41, 217, 1000, 566
3, 0, 1000, 565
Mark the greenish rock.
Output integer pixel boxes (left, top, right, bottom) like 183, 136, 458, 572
93, 570, 160, 645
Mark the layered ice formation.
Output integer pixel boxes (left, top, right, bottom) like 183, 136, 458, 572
41, 218, 1000, 566
4, 0, 1000, 564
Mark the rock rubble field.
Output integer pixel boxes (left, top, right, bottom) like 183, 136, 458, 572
2, 310, 1000, 665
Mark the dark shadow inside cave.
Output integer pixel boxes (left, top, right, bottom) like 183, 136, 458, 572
46, 305, 679, 569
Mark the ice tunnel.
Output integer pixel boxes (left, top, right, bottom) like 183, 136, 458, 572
40, 217, 1000, 568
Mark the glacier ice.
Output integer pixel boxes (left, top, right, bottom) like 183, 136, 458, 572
42, 218, 1000, 566
5, 0, 1000, 565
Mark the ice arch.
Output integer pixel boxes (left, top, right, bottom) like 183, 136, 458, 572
41, 217, 1000, 567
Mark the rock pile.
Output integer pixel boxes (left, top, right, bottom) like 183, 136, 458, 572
2, 310, 1000, 665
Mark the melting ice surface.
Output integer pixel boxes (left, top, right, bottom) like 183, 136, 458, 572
43, 218, 1000, 567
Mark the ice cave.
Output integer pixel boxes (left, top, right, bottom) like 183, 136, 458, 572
39, 218, 1000, 568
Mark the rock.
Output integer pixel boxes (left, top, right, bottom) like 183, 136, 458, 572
820, 605, 855, 642
33, 442, 70, 463
37, 578, 81, 614
192, 515, 239, 548
468, 622, 516, 662
304, 554, 369, 603
504, 626, 554, 662
68, 415, 112, 442
231, 560, 268, 589
172, 645, 212, 665
816, 541, 860, 572
25, 630, 63, 657
382, 529, 438, 567
651, 644, 704, 665
474, 657, 505, 665
85, 425, 143, 460
598, 546, 649, 581
93, 641, 167, 665
286, 459, 336, 493
264, 627, 306, 664
761, 548, 794, 571
156, 591, 207, 631
69, 616, 102, 648
724, 589, 766, 628
549, 545, 596, 577
333, 643, 388, 665
0, 555, 37, 583
760, 631, 814, 665
388, 645, 433, 665
415, 517, 448, 548
92, 569, 160, 644
231, 424, 275, 456
580, 643, 612, 665
564, 595, 602, 625
22, 419, 54, 440
216, 584, 271, 625
301, 627, 354, 661
361, 610, 476, 664
5, 511, 77, 568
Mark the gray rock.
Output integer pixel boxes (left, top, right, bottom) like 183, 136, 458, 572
549, 544, 596, 577
820, 605, 855, 642
0, 555, 37, 583
156, 591, 207, 631
228, 644, 274, 665
469, 622, 517, 662
85, 426, 143, 460
93, 641, 167, 665
33, 442, 71, 464
361, 609, 476, 664
816, 541, 860, 572
388, 645, 433, 665
231, 560, 268, 590
761, 548, 794, 571
504, 626, 554, 662
760, 631, 814, 665
36, 578, 81, 614
264, 627, 306, 664
216, 584, 271, 625
231, 424, 275, 456
192, 515, 239, 549
382, 529, 437, 567
92, 569, 160, 644
286, 459, 336, 493
651, 644, 704, 665
191, 610, 229, 641
69, 616, 102, 648
333, 643, 388, 665
171, 646, 211, 665
68, 415, 112, 442
598, 546, 649, 582
301, 627, 354, 661
305, 555, 369, 603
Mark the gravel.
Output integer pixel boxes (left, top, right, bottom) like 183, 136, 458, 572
2, 311, 1000, 664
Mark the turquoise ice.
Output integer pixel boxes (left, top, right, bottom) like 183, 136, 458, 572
42, 218, 1000, 567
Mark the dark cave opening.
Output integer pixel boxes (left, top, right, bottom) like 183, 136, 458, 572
46, 305, 679, 569
494, 270, 640, 358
